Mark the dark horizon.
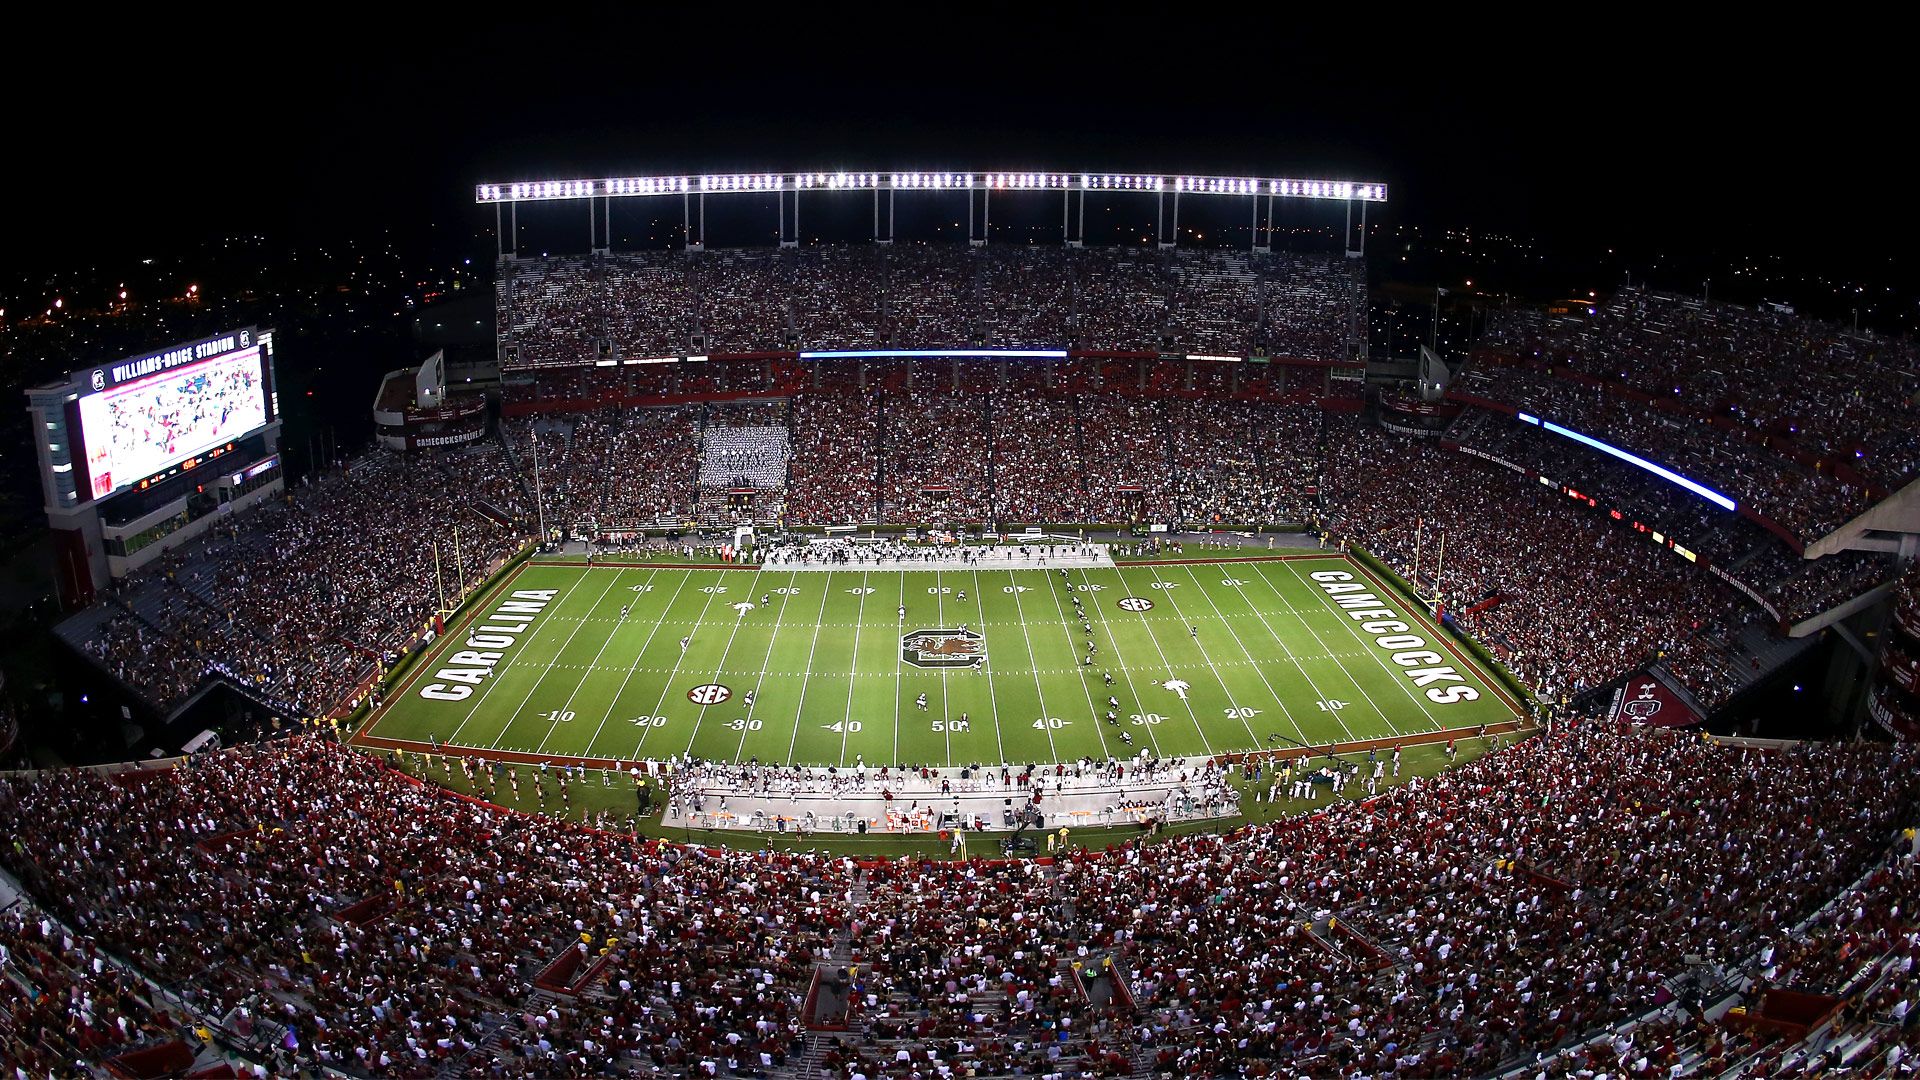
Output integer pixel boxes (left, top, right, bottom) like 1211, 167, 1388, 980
1, 10, 1910, 279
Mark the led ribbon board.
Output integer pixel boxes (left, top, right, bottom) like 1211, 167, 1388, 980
1516, 413, 1736, 511
796, 349, 1069, 360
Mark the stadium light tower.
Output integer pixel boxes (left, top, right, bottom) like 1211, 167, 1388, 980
532, 430, 548, 544
478, 170, 1387, 255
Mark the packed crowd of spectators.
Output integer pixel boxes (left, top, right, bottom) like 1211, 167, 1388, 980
692, 249, 791, 352
0, 738, 829, 1076
600, 252, 694, 358
1322, 420, 1752, 706
5, 724, 1917, 1076
496, 257, 598, 367
513, 367, 1340, 529
77, 612, 204, 713
1480, 288, 1920, 541
0, 893, 183, 1078
878, 387, 993, 522
1165, 399, 1322, 525
1446, 404, 1897, 623
502, 409, 698, 533
989, 388, 1086, 521
785, 385, 881, 523
72, 445, 529, 718
495, 244, 1366, 362
1077, 396, 1168, 521
1167, 250, 1262, 355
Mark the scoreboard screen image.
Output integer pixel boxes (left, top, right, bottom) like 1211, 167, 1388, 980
73, 331, 274, 501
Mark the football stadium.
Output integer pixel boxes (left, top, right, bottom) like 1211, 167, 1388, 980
3, 40, 1920, 1075
360, 553, 1522, 774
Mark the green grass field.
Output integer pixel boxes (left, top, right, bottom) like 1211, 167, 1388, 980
357, 553, 1523, 768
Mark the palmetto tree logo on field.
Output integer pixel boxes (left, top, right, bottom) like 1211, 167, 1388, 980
1161, 678, 1191, 701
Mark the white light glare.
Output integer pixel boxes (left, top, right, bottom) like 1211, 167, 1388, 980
480, 171, 1384, 203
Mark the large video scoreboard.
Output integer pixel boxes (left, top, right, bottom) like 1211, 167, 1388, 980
27, 327, 285, 605
67, 328, 279, 502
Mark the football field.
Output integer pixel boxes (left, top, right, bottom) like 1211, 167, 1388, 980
357, 553, 1524, 767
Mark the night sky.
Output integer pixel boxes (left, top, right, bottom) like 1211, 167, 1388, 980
1, 10, 1909, 275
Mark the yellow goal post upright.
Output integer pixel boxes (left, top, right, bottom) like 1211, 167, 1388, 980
1408, 516, 1444, 615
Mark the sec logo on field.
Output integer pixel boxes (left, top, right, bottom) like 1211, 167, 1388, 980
1117, 597, 1154, 612
687, 683, 732, 705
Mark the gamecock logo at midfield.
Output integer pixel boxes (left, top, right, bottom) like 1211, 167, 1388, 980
901, 628, 986, 669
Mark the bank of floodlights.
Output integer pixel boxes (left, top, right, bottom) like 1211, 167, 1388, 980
476, 171, 1387, 204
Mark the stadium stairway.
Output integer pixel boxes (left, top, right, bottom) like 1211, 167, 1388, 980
51, 602, 118, 656
783, 397, 796, 499
795, 873, 868, 1080
492, 422, 537, 517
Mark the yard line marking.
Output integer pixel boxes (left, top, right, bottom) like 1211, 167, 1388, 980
1244, 560, 1392, 738
533, 567, 658, 756
577, 570, 694, 754
967, 570, 1008, 765
1040, 566, 1114, 757
1004, 569, 1061, 762
1140, 564, 1262, 750
1272, 558, 1450, 731
1073, 567, 1170, 760
629, 572, 729, 761
441, 568, 600, 748
930, 570, 947, 767
683, 588, 756, 749
1209, 562, 1359, 742
1109, 566, 1216, 758
486, 568, 628, 754
836, 571, 871, 767
731, 570, 802, 762
1171, 564, 1307, 749
781, 578, 835, 765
